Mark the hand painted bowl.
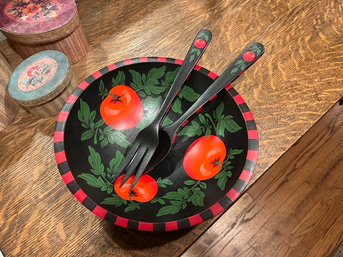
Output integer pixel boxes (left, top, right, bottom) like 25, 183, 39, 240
54, 57, 258, 231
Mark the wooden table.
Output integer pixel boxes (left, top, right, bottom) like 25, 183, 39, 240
0, 0, 342, 256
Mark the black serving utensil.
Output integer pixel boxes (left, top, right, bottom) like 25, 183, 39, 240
144, 42, 265, 174
114, 29, 212, 188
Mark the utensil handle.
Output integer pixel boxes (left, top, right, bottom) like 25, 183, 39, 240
164, 42, 265, 137
154, 29, 212, 123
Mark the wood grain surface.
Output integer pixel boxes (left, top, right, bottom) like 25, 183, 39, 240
0, 51, 18, 131
0, 0, 342, 256
182, 102, 343, 257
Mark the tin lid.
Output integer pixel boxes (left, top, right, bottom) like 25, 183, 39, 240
8, 50, 70, 106
0, 0, 76, 35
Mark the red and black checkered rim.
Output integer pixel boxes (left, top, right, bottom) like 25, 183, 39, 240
54, 57, 259, 231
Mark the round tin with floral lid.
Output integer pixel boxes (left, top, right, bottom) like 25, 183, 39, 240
7, 50, 78, 117
0, 0, 88, 64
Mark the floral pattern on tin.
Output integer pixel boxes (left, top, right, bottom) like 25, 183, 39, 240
18, 58, 58, 92
4, 0, 60, 22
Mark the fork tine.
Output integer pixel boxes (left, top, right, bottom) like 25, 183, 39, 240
129, 149, 155, 192
113, 142, 140, 182
120, 146, 148, 187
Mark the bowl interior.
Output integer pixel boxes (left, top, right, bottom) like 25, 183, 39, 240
60, 58, 252, 228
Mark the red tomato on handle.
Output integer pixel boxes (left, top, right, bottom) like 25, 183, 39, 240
183, 135, 227, 181
100, 85, 143, 130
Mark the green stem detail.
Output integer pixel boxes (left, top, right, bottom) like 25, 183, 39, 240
205, 113, 217, 131
103, 176, 113, 185
93, 127, 99, 145
189, 180, 200, 191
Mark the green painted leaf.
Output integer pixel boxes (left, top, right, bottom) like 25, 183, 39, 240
236, 60, 244, 66
177, 188, 187, 198
196, 194, 204, 206
142, 73, 147, 83
129, 70, 142, 88
224, 118, 242, 133
78, 173, 102, 188
240, 64, 247, 71
78, 111, 85, 124
101, 195, 123, 207
107, 133, 115, 144
145, 78, 159, 87
162, 191, 183, 201
148, 85, 167, 95
113, 71, 125, 85
216, 120, 226, 137
184, 180, 197, 186
81, 123, 88, 129
104, 126, 115, 135
88, 146, 104, 176
113, 131, 131, 148
205, 126, 212, 136
189, 54, 195, 63
142, 96, 162, 110
81, 130, 94, 141
79, 99, 90, 122
230, 149, 243, 156
114, 151, 124, 171
99, 80, 105, 93
162, 117, 173, 127
136, 116, 152, 130
125, 204, 139, 213
108, 151, 124, 175
156, 204, 182, 217
164, 67, 180, 84
157, 178, 173, 188
199, 114, 206, 124
138, 91, 147, 98
94, 119, 104, 128
178, 121, 202, 137
199, 182, 207, 189
230, 67, 238, 74
100, 138, 108, 148
183, 187, 191, 198
217, 175, 228, 191
89, 111, 96, 123
151, 198, 165, 205
130, 82, 140, 91
180, 86, 200, 102
170, 200, 183, 206
215, 102, 224, 118
225, 170, 232, 178
171, 97, 182, 114
215, 167, 232, 191
147, 66, 166, 81
97, 177, 107, 187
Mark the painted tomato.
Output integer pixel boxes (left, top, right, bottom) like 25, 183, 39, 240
183, 135, 227, 181
194, 39, 206, 49
114, 174, 158, 203
243, 51, 256, 62
100, 85, 143, 130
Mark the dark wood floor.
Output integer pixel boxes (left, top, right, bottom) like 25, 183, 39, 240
183, 102, 343, 257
